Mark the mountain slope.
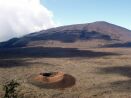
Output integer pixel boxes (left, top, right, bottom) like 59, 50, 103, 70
0, 21, 131, 48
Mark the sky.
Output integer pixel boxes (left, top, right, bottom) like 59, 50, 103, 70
0, 0, 55, 42
0, 0, 130, 42
42, 0, 131, 29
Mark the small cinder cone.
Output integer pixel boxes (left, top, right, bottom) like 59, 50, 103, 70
29, 72, 76, 89
34, 72, 64, 83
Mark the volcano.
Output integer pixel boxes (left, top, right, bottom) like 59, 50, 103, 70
0, 21, 131, 48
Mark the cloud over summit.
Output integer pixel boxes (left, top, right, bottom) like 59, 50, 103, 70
0, 0, 55, 42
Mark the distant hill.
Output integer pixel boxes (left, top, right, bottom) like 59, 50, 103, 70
0, 21, 131, 48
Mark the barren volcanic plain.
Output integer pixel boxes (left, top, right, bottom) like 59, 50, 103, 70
0, 21, 131, 98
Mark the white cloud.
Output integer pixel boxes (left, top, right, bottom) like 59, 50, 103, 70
0, 0, 55, 42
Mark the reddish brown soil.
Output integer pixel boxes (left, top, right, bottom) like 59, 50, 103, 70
30, 74, 76, 89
